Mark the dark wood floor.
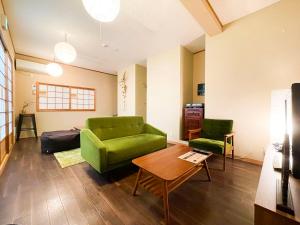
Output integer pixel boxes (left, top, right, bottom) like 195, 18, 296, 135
0, 138, 261, 225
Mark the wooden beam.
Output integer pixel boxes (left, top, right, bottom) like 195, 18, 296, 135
180, 0, 222, 36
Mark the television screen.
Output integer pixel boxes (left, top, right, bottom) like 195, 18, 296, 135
292, 83, 300, 178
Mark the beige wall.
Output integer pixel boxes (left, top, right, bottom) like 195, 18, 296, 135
15, 54, 117, 137
193, 51, 205, 103
147, 46, 181, 140
205, 0, 300, 160
147, 46, 193, 140
135, 65, 147, 120
181, 47, 193, 105
181, 47, 194, 138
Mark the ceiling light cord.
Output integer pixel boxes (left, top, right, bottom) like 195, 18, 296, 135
99, 22, 103, 42
64, 33, 70, 43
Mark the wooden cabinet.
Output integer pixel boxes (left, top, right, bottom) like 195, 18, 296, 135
254, 147, 300, 225
183, 107, 204, 140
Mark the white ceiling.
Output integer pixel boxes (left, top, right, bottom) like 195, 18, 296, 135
209, 0, 280, 25
185, 35, 205, 53
3, 0, 280, 74
3, 0, 204, 74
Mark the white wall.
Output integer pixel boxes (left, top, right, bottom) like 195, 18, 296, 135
147, 46, 193, 140
117, 65, 136, 116
15, 54, 117, 138
117, 64, 147, 120
205, 0, 300, 160
147, 46, 181, 140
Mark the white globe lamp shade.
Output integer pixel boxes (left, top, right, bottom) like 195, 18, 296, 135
82, 0, 120, 22
54, 42, 77, 63
46, 63, 63, 77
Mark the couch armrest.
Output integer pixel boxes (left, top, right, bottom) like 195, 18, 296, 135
80, 128, 107, 173
143, 123, 167, 137
224, 132, 234, 145
224, 132, 234, 138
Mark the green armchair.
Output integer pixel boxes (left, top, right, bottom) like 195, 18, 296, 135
188, 119, 234, 170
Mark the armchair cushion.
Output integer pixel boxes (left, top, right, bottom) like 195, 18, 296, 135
103, 133, 166, 165
189, 138, 232, 154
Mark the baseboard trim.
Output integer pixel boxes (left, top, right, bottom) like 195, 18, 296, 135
167, 139, 188, 145
0, 151, 11, 176
237, 157, 263, 166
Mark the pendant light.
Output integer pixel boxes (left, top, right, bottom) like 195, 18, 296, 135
46, 62, 63, 77
54, 34, 77, 64
82, 0, 120, 22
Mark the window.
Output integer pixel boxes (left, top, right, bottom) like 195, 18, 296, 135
36, 82, 95, 112
0, 37, 14, 166
7, 56, 12, 134
0, 41, 6, 140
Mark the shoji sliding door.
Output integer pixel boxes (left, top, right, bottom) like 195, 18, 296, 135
0, 38, 6, 163
0, 38, 14, 167
7, 55, 13, 151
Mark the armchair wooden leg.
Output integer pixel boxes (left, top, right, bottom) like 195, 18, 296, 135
223, 152, 226, 171
204, 160, 211, 181
232, 136, 235, 160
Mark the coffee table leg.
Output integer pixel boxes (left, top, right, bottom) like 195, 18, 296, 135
162, 181, 170, 224
132, 168, 142, 196
204, 160, 212, 182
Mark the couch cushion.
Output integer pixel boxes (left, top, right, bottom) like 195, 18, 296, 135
189, 138, 232, 154
86, 116, 144, 140
103, 134, 166, 165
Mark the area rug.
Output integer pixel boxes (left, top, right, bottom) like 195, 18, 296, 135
54, 148, 85, 168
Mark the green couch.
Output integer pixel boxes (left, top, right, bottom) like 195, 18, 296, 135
80, 116, 167, 174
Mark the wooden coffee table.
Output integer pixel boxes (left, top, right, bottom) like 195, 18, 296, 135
132, 144, 212, 224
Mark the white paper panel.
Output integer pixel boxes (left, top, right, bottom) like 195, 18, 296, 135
48, 92, 55, 98
63, 93, 69, 98
48, 86, 55, 92
56, 86, 62, 92
55, 98, 62, 104
39, 84, 47, 91
9, 122, 12, 134
56, 92, 62, 98
48, 104, 55, 109
48, 98, 55, 104
55, 103, 63, 109
40, 103, 47, 109
39, 97, 47, 104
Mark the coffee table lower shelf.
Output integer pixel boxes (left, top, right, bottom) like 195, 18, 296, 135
132, 161, 211, 224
